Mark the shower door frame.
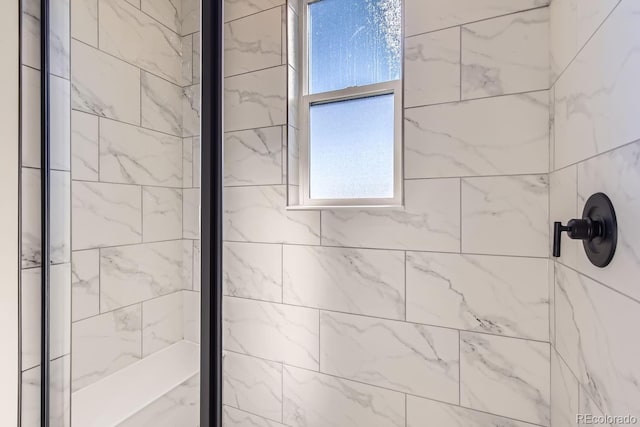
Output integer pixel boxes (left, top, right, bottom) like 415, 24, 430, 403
38, 0, 225, 425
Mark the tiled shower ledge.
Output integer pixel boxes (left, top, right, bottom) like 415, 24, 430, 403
72, 341, 199, 427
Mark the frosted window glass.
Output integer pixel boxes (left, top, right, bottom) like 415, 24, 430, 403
309, 94, 395, 200
308, 0, 401, 94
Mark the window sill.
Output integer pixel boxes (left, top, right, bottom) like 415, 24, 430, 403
285, 204, 404, 211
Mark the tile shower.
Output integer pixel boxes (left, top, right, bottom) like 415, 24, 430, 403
17, 0, 640, 426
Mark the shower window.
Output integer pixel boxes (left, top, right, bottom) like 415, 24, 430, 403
297, 0, 403, 207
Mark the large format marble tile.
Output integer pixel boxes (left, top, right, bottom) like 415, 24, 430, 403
407, 395, 539, 427
224, 126, 284, 186
21, 66, 40, 168
50, 76, 71, 171
183, 137, 193, 187
576, 140, 640, 302
193, 31, 201, 83
404, 28, 460, 108
99, 0, 183, 84
462, 175, 549, 257
224, 7, 282, 77
71, 0, 98, 47
142, 187, 183, 242
141, 0, 181, 33
284, 246, 405, 320
181, 0, 199, 35
549, 166, 579, 269
321, 179, 460, 252
405, 0, 549, 36
224, 297, 319, 369
22, 168, 41, 268
223, 242, 282, 302
50, 0, 70, 79
71, 110, 99, 181
551, 349, 579, 427
71, 249, 100, 322
100, 118, 182, 187
142, 291, 183, 356
21, 356, 72, 427
406, 252, 549, 341
183, 188, 200, 239
21, 0, 40, 70
21, 265, 72, 370
462, 9, 549, 99
100, 240, 187, 311
460, 332, 550, 426
183, 84, 201, 137
283, 366, 405, 427
183, 290, 200, 343
71, 39, 141, 125
224, 65, 286, 132
224, 0, 284, 23
405, 92, 549, 179
141, 72, 183, 137
223, 406, 286, 427
223, 351, 283, 422
554, 0, 640, 169
224, 185, 320, 245
51, 171, 71, 264
72, 305, 142, 391
321, 312, 459, 403
555, 264, 640, 418
549, 0, 619, 80
72, 181, 142, 249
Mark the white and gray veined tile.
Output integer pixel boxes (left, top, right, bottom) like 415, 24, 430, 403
407, 395, 540, 427
72, 304, 142, 391
223, 406, 287, 427
405, 92, 549, 179
100, 240, 188, 311
142, 187, 183, 242
461, 8, 549, 100
554, 264, 640, 419
224, 0, 284, 23
321, 178, 460, 252
193, 31, 201, 83
72, 181, 142, 250
71, 110, 99, 181
21, 66, 40, 168
181, 0, 200, 35
283, 365, 405, 427
183, 188, 200, 239
549, 165, 579, 269
462, 175, 549, 257
224, 126, 283, 186
21, 168, 41, 268
224, 65, 287, 132
406, 252, 549, 341
183, 84, 201, 137
71, 0, 98, 47
99, 0, 183, 85
142, 291, 183, 356
51, 171, 71, 264
283, 246, 405, 320
576, 140, 640, 302
71, 249, 100, 322
183, 137, 193, 187
460, 332, 550, 426
193, 240, 201, 291
551, 349, 579, 427
21, 356, 72, 427
21, 0, 41, 69
50, 75, 71, 171
554, 0, 640, 169
224, 297, 319, 370
192, 136, 201, 187
223, 351, 283, 422
224, 7, 283, 77
71, 39, 141, 125
100, 118, 183, 187
182, 240, 194, 290
404, 27, 460, 108
183, 290, 200, 343
182, 35, 193, 85
404, 0, 549, 36
141, 72, 184, 137
321, 312, 459, 403
50, 0, 70, 79
141, 0, 181, 33
223, 242, 282, 303
224, 185, 320, 245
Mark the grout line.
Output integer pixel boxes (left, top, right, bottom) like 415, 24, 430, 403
223, 4, 285, 25
459, 26, 462, 101
225, 295, 551, 344
404, 88, 549, 111
73, 106, 187, 139
224, 63, 287, 80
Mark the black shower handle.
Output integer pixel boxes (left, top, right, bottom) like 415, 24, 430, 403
553, 218, 602, 257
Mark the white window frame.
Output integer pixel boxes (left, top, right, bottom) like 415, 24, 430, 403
297, 0, 404, 208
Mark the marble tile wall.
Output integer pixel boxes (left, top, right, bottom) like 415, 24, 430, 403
19, 0, 200, 420
222, 0, 554, 426
549, 0, 640, 423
